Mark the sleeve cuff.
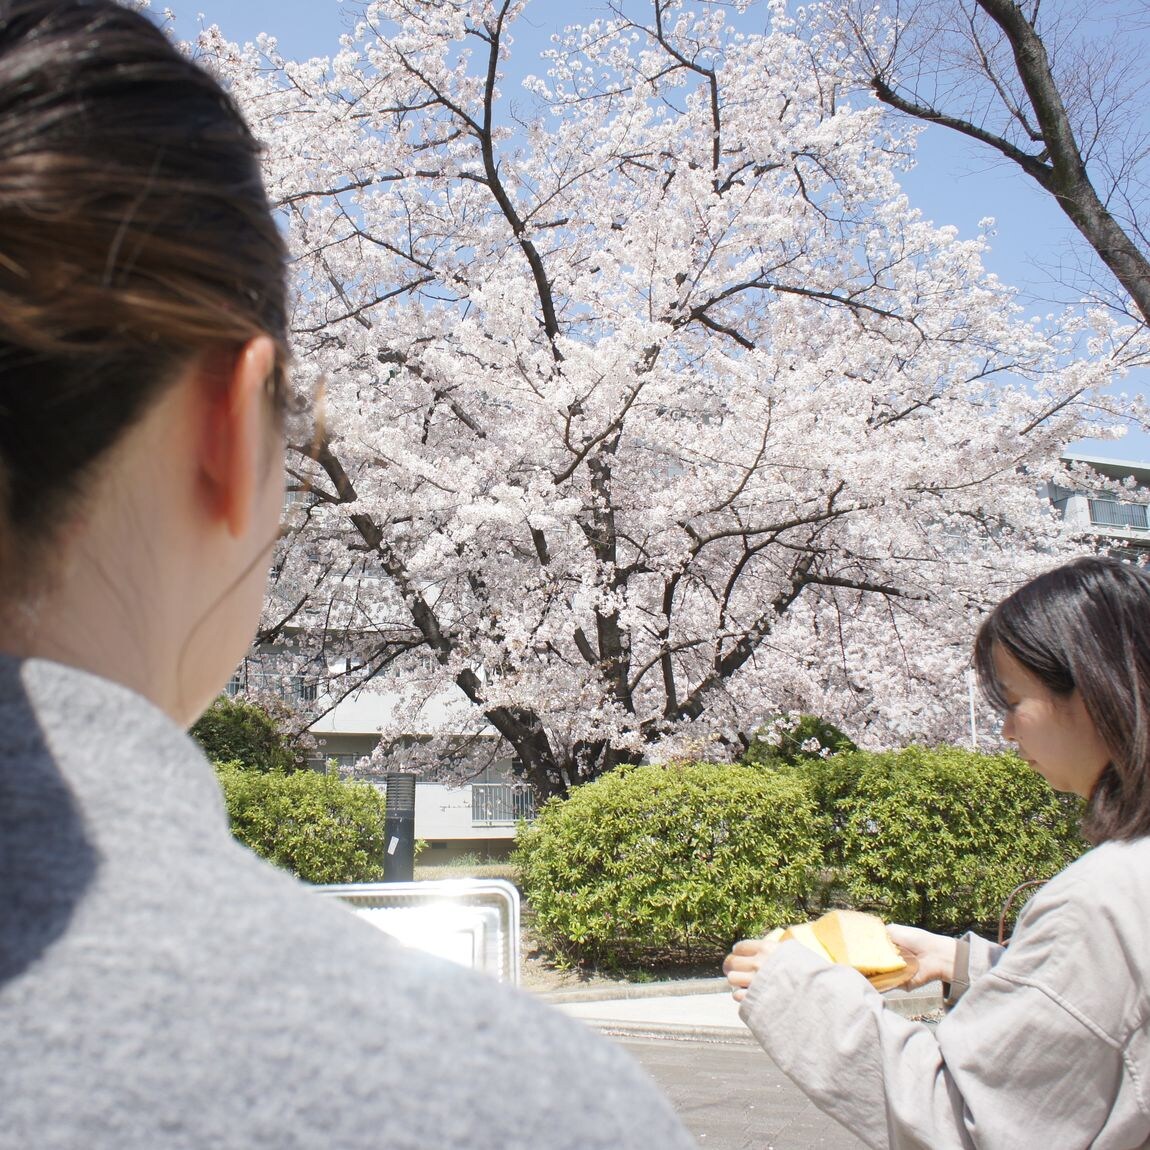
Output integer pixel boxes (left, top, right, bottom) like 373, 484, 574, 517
941, 937, 971, 1008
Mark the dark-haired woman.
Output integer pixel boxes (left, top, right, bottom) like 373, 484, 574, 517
725, 555, 1150, 1149
0, 3, 695, 1147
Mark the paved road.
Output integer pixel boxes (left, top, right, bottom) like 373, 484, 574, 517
621, 1036, 869, 1150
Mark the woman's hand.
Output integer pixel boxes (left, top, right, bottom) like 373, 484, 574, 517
723, 932, 782, 1002
885, 923, 959, 989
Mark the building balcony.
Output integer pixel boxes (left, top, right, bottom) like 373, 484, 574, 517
414, 781, 535, 842
470, 782, 536, 826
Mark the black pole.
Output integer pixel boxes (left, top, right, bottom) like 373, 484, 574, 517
383, 773, 416, 882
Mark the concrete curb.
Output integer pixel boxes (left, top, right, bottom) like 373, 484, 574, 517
539, 976, 944, 1014
880, 981, 946, 1019
546, 979, 946, 1044
585, 1020, 762, 1045
536, 976, 729, 1004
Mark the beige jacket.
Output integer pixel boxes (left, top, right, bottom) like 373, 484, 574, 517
740, 838, 1150, 1149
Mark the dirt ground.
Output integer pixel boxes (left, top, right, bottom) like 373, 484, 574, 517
518, 933, 724, 995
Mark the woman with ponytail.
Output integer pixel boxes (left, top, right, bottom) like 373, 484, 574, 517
0, 5, 693, 1147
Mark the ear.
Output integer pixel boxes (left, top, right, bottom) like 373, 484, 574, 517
198, 336, 278, 539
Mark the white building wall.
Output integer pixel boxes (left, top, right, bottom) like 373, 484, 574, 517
416, 784, 485, 840
1059, 493, 1093, 532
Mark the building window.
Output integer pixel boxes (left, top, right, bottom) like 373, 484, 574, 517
307, 752, 359, 774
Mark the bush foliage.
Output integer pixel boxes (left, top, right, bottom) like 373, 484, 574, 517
516, 747, 1089, 965
807, 746, 1087, 932
514, 763, 823, 967
192, 695, 303, 773
215, 762, 388, 884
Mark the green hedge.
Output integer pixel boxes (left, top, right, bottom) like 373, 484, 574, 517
215, 762, 389, 884
514, 763, 823, 967
807, 747, 1087, 932
515, 747, 1089, 966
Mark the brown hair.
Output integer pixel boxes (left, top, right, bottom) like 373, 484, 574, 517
0, 0, 288, 564
974, 555, 1150, 843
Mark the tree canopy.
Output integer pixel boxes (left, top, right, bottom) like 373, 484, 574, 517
198, 0, 1130, 797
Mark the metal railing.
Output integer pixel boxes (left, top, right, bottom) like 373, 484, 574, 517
1088, 498, 1149, 531
998, 879, 1049, 945
225, 663, 317, 702
471, 783, 536, 826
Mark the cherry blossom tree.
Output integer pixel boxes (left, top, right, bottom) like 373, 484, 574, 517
196, 0, 1130, 799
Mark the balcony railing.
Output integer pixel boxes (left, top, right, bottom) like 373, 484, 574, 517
226, 664, 317, 702
1088, 498, 1149, 531
471, 783, 536, 826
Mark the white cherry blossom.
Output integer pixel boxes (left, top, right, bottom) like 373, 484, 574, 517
196, 1, 1138, 798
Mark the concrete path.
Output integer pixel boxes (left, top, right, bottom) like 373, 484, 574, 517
550, 976, 942, 1036
558, 986, 744, 1038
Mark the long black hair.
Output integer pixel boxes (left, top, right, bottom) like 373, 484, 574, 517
0, 0, 288, 575
974, 555, 1150, 842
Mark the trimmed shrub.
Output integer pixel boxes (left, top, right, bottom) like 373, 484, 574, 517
808, 747, 1087, 932
192, 695, 303, 773
215, 762, 388, 884
514, 763, 824, 967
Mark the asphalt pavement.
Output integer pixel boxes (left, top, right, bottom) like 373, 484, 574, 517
621, 1037, 869, 1150
538, 978, 944, 1150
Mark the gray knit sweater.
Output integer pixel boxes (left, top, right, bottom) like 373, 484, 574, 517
0, 656, 696, 1149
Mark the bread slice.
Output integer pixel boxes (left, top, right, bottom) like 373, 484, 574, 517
809, 909, 906, 975
779, 920, 834, 962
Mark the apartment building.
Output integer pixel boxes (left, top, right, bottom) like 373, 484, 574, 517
1047, 451, 1150, 553
227, 655, 534, 861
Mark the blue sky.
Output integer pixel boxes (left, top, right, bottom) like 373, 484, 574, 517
169, 0, 1150, 461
